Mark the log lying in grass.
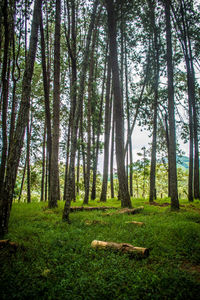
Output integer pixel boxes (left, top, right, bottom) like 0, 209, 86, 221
91, 240, 149, 258
104, 206, 144, 216
85, 219, 107, 225
125, 221, 144, 226
70, 206, 117, 212
0, 239, 19, 251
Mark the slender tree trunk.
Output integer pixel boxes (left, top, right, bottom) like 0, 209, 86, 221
49, 0, 61, 208
165, 0, 179, 209
124, 37, 133, 197
40, 126, 46, 202
164, 114, 171, 197
106, 0, 131, 208
0, 0, 42, 236
40, 11, 52, 202
100, 56, 112, 202
26, 112, 31, 203
63, 0, 99, 222
148, 0, 159, 203
110, 99, 115, 199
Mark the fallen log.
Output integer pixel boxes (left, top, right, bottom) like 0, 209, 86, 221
103, 206, 144, 216
0, 239, 19, 251
70, 206, 117, 212
125, 221, 144, 226
91, 240, 149, 258
84, 219, 107, 225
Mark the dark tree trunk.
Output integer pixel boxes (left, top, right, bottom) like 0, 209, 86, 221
148, 0, 159, 203
0, 0, 10, 192
49, 0, 61, 208
100, 56, 112, 202
165, 0, 179, 209
0, 0, 42, 236
63, 0, 99, 222
106, 0, 131, 208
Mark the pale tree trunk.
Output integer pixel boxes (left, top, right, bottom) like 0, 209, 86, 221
49, 0, 61, 208
106, 0, 132, 208
0, 0, 42, 236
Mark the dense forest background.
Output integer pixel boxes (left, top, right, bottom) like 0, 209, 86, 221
0, 0, 200, 235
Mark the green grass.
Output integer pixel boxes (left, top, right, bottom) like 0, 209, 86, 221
1, 198, 200, 299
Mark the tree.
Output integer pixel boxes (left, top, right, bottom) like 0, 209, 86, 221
105, 0, 132, 208
165, 0, 179, 209
63, 0, 99, 222
49, 0, 61, 208
0, 0, 42, 236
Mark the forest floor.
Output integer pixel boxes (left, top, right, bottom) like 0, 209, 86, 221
0, 198, 200, 299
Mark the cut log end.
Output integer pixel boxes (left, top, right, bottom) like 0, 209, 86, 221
91, 240, 149, 258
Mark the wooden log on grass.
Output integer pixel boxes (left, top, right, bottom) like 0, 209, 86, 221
70, 206, 117, 212
91, 240, 149, 258
104, 206, 144, 216
0, 239, 19, 250
125, 221, 144, 226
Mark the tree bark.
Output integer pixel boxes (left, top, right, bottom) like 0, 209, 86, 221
0, 0, 42, 236
148, 0, 159, 203
49, 0, 61, 208
105, 0, 131, 208
0, 0, 10, 192
165, 0, 179, 209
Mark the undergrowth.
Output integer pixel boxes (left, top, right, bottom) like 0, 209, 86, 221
0, 198, 200, 299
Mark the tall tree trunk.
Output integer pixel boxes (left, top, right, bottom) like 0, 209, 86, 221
165, 0, 179, 209
49, 0, 61, 208
106, 0, 131, 208
63, 0, 99, 222
124, 36, 133, 197
148, 0, 159, 203
40, 11, 52, 202
100, 56, 112, 202
0, 0, 42, 236
0, 0, 10, 192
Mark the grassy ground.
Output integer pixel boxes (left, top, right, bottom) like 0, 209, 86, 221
0, 198, 200, 300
